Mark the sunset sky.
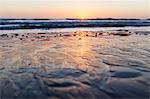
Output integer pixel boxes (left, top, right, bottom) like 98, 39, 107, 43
0, 0, 149, 19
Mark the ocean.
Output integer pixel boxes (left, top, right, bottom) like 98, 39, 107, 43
0, 19, 150, 34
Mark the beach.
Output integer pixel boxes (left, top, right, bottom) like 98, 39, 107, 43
0, 0, 150, 98
0, 30, 150, 98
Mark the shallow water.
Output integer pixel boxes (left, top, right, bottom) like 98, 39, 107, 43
0, 31, 150, 99
0, 26, 150, 34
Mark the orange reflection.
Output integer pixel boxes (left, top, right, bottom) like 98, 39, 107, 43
34, 42, 51, 54
73, 32, 93, 71
76, 31, 87, 37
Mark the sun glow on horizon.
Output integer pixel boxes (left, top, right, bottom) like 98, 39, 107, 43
81, 16, 85, 20
0, 0, 149, 18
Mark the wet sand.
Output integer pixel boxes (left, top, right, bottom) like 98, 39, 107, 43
0, 31, 150, 99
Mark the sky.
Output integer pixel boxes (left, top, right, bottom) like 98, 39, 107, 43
0, 0, 149, 19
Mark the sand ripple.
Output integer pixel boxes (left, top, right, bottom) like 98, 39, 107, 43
0, 32, 150, 98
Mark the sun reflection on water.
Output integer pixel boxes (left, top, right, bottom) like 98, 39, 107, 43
72, 31, 94, 71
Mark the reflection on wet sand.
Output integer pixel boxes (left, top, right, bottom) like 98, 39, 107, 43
72, 34, 91, 71
0, 31, 150, 99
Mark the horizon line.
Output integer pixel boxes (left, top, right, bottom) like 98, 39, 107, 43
0, 17, 149, 20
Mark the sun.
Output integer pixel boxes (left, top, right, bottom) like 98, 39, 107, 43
81, 16, 85, 20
